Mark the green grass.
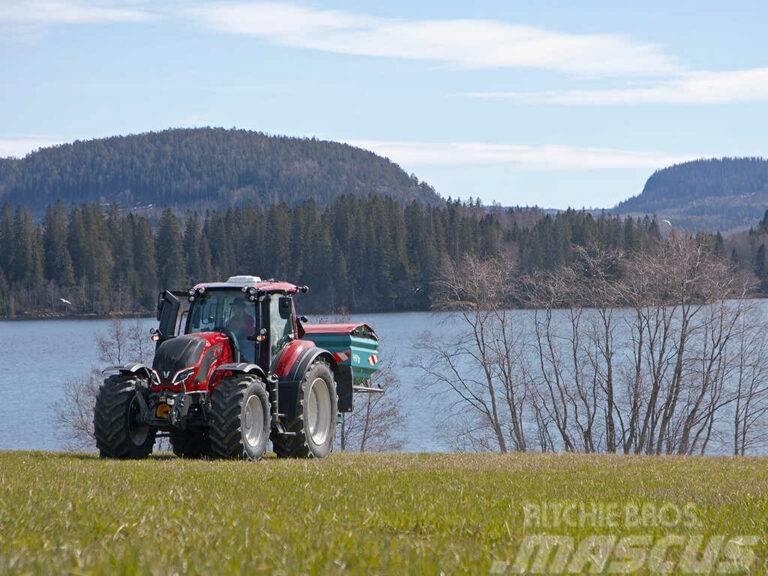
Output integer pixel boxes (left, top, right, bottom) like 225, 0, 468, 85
1, 452, 767, 575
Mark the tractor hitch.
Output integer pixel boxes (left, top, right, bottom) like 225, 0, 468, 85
352, 384, 384, 394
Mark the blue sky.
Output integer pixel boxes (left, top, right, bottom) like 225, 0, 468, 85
1, 0, 767, 208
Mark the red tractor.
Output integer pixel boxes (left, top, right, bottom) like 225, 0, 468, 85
93, 276, 379, 460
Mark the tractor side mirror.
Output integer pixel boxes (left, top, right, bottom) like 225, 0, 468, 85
157, 291, 181, 342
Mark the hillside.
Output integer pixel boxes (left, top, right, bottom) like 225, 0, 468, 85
615, 157, 768, 231
0, 128, 440, 213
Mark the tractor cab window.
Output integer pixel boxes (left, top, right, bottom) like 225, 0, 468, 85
186, 290, 258, 362
269, 296, 295, 355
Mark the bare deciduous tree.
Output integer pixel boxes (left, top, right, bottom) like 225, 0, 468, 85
417, 234, 768, 456
338, 365, 405, 452
414, 254, 527, 452
97, 318, 153, 366
55, 370, 102, 450
731, 307, 768, 455
54, 318, 151, 450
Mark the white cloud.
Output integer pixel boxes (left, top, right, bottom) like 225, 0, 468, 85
348, 140, 695, 170
0, 137, 64, 158
0, 1, 154, 24
189, 2, 679, 76
465, 68, 768, 105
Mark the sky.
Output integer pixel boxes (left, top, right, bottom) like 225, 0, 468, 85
1, 0, 767, 209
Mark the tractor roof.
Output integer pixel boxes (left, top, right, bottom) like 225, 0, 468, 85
193, 275, 302, 294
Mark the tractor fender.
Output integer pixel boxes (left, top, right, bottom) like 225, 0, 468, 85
214, 362, 267, 380
278, 346, 344, 420
284, 347, 337, 383
104, 363, 155, 384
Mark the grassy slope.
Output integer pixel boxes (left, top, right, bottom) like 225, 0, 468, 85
0, 452, 767, 575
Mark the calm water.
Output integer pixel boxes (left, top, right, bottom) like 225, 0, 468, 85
6, 305, 762, 454
0, 312, 463, 452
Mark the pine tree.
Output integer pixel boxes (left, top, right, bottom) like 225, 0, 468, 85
11, 207, 43, 287
67, 208, 87, 284
183, 212, 203, 283
755, 244, 767, 286
43, 202, 75, 286
133, 216, 158, 309
156, 208, 186, 290
0, 204, 14, 276
110, 214, 137, 310
82, 204, 114, 312
760, 209, 768, 232
713, 232, 725, 257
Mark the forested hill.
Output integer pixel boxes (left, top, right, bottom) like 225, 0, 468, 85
614, 157, 768, 231
0, 128, 440, 213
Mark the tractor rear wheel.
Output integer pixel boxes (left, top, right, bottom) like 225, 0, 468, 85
208, 375, 270, 460
272, 361, 337, 459
94, 375, 156, 459
170, 429, 210, 459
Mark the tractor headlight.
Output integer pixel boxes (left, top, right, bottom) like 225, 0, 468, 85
171, 367, 195, 385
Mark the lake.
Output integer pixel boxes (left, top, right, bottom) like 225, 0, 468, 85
0, 312, 462, 452
3, 303, 766, 455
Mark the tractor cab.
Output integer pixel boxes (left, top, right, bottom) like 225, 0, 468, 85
156, 276, 302, 370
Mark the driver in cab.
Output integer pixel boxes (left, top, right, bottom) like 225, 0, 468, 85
227, 299, 256, 361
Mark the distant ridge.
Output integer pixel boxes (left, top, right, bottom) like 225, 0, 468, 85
0, 128, 441, 213
615, 157, 768, 231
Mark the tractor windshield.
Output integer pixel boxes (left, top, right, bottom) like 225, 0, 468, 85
186, 289, 258, 362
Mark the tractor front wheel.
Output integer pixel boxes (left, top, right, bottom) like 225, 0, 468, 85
272, 361, 337, 459
208, 375, 270, 460
94, 375, 156, 459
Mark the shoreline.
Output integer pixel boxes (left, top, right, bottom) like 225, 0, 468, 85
3, 297, 768, 322
0, 311, 153, 322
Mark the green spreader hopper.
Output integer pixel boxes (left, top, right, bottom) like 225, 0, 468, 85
303, 322, 380, 396
304, 324, 384, 412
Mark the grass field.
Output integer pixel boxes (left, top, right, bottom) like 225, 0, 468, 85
1, 452, 767, 575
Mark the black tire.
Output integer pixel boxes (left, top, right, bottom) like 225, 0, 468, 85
272, 361, 338, 459
94, 375, 156, 459
208, 375, 270, 460
170, 429, 210, 459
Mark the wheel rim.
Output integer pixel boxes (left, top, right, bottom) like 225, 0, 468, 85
128, 396, 149, 446
307, 377, 332, 445
243, 394, 264, 448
